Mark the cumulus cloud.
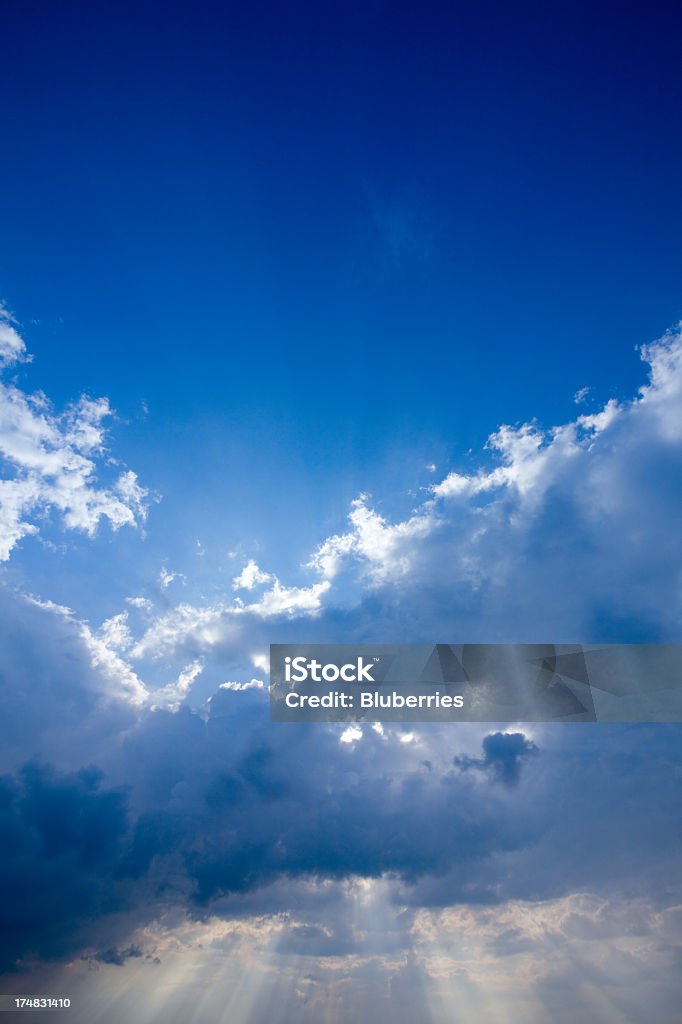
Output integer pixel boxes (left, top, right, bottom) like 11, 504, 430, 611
41, 316, 682, 710
232, 559, 273, 590
2, 316, 682, 1022
299, 323, 682, 642
339, 725, 363, 744
0, 589, 140, 774
50, 600, 148, 706
149, 659, 204, 710
105, 321, 682, 680
219, 678, 265, 692
307, 495, 433, 583
2, 626, 681, 974
0, 309, 150, 560
0, 572, 681, 1024
128, 578, 330, 662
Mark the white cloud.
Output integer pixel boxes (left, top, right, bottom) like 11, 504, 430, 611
159, 565, 185, 590
232, 559, 273, 590
219, 678, 265, 691
81, 622, 148, 705
575, 397, 620, 435
293, 323, 682, 640
244, 578, 330, 617
26, 595, 148, 706
130, 576, 331, 661
130, 601, 236, 660
0, 305, 30, 366
98, 612, 133, 652
339, 725, 363, 744
0, 477, 40, 558
251, 652, 270, 674
20, 318, 681, 690
150, 658, 204, 710
0, 312, 151, 560
432, 420, 575, 503
308, 495, 434, 584
307, 528, 357, 580
93, 320, 682, 669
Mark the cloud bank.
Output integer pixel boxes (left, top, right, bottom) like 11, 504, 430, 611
108, 321, 682, 685
1, 313, 682, 1021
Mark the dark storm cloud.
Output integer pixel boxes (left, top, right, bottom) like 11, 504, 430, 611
1, 592, 681, 973
452, 731, 539, 787
0, 762, 131, 971
90, 946, 143, 966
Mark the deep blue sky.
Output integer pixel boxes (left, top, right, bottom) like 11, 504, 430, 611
2, 0, 682, 596
2, 6, 682, 1016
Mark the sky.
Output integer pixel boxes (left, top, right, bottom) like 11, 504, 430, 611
1, 2, 682, 1022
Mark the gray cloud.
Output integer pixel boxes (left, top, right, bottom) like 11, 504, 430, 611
1, 606, 680, 974
0, 762, 131, 971
453, 731, 539, 786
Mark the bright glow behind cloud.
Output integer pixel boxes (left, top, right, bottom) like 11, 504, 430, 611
1, 315, 682, 1022
98, 320, 682, 679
